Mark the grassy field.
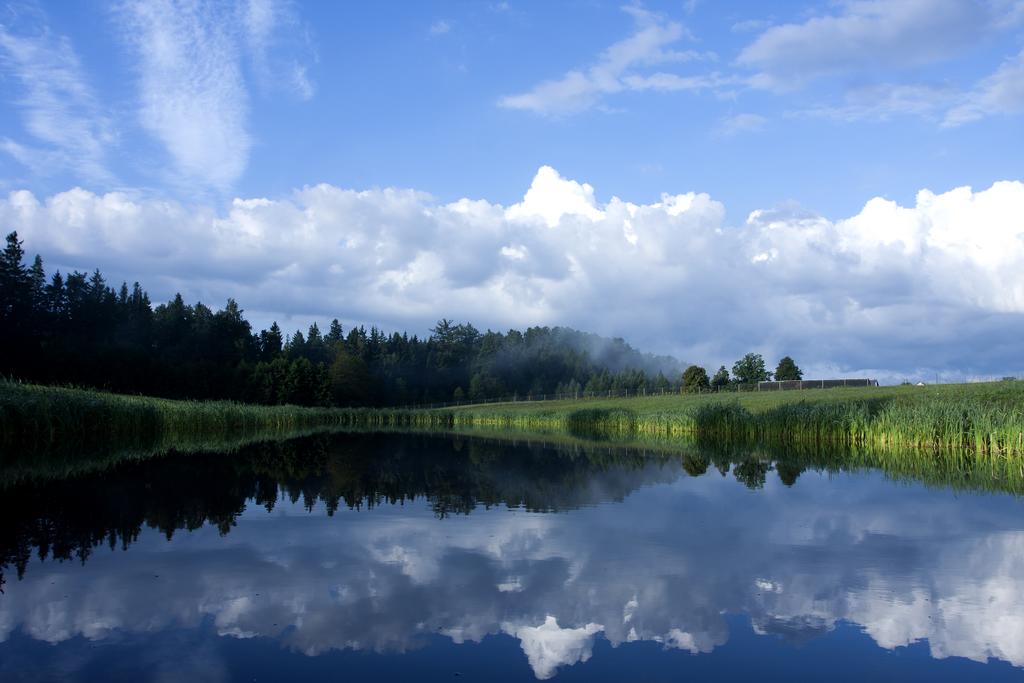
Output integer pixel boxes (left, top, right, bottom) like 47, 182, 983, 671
3, 380, 1023, 462
438, 382, 1024, 456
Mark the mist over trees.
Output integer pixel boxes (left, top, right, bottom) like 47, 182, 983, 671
711, 366, 730, 389
0, 232, 684, 407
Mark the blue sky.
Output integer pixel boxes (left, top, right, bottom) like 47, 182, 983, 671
1, 0, 1023, 380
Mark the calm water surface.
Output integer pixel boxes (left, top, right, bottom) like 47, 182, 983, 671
1, 433, 1023, 681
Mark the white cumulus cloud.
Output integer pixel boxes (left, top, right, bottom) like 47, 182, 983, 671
504, 616, 603, 680
3, 167, 1024, 380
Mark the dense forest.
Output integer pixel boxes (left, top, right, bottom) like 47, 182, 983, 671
0, 232, 683, 407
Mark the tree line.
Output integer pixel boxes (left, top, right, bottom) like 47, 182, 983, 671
680, 353, 803, 393
0, 232, 685, 407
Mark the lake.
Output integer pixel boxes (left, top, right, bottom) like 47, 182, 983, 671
1, 432, 1022, 681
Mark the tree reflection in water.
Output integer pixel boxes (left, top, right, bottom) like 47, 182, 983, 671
1, 432, 1023, 681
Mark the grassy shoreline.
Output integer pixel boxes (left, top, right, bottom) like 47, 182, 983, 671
3, 380, 1023, 458
439, 426, 1024, 496
439, 382, 1024, 455
0, 382, 357, 450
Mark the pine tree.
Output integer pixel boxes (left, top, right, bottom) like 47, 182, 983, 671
326, 319, 344, 346
47, 272, 67, 317
0, 231, 27, 320
260, 322, 283, 361
29, 255, 46, 312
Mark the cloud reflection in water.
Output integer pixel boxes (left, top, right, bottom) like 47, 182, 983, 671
1, 436, 1023, 680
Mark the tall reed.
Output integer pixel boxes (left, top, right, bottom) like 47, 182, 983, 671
440, 382, 1024, 456
4, 380, 1022, 461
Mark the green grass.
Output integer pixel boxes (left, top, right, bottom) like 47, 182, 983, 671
3, 380, 1024, 496
0, 381, 358, 451
3, 380, 1023, 464
437, 382, 1024, 456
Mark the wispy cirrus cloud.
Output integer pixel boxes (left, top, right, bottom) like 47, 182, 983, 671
429, 19, 451, 36
790, 51, 1024, 127
114, 0, 316, 191
730, 18, 771, 34
735, 1, 1024, 126
498, 1, 1023, 129
242, 0, 316, 101
794, 84, 957, 123
116, 0, 252, 190
736, 0, 1013, 92
498, 6, 719, 116
714, 112, 766, 137
0, 14, 115, 183
944, 48, 1024, 126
